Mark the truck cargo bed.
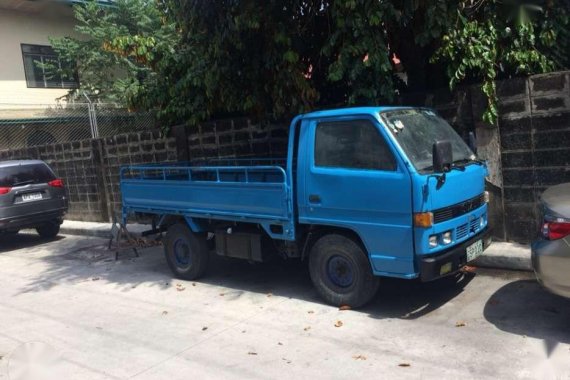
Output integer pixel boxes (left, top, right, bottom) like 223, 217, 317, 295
120, 161, 292, 226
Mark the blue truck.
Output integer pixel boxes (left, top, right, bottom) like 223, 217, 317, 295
120, 107, 492, 307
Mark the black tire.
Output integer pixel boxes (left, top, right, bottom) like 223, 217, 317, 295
164, 223, 209, 280
309, 234, 380, 308
36, 222, 60, 239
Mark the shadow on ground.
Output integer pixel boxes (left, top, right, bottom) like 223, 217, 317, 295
0, 232, 65, 254
8, 231, 476, 320
484, 279, 570, 346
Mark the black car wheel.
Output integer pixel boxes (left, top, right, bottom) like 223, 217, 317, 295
36, 222, 60, 239
309, 234, 380, 308
164, 223, 209, 280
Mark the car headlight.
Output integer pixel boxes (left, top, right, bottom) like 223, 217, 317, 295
442, 231, 452, 245
429, 235, 438, 248
480, 216, 485, 228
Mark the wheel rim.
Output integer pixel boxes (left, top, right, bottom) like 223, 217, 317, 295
326, 255, 354, 288
173, 238, 192, 269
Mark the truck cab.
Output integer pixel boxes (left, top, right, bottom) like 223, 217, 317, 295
121, 106, 492, 307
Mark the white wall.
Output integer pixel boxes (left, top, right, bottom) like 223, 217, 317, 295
0, 6, 78, 106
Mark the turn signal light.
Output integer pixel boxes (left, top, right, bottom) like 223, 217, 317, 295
0, 187, 11, 195
542, 220, 570, 240
48, 179, 64, 188
414, 212, 434, 228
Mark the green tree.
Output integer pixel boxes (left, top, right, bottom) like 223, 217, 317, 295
51, 0, 569, 126
50, 0, 178, 112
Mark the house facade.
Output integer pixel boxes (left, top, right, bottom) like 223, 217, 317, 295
0, 1, 94, 150
0, 1, 78, 106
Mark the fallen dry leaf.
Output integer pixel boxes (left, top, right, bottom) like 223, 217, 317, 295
352, 354, 367, 360
192, 283, 197, 287
162, 311, 168, 315
339, 305, 351, 311
282, 358, 292, 364
277, 342, 283, 346
461, 265, 477, 273
398, 363, 411, 367
91, 277, 100, 281
176, 287, 185, 292
219, 293, 225, 296
303, 326, 311, 331
247, 352, 257, 356
455, 321, 466, 327
202, 326, 208, 331
307, 310, 314, 314
334, 320, 343, 328
267, 293, 273, 297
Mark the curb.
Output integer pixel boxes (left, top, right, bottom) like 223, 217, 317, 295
60, 221, 147, 240
60, 221, 532, 272
473, 241, 532, 272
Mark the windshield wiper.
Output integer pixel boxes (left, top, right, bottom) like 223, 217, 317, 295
452, 158, 485, 169
11, 179, 35, 187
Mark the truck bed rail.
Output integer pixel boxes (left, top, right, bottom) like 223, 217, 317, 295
120, 164, 292, 234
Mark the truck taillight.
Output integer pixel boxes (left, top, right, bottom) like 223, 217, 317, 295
542, 220, 570, 240
48, 179, 64, 188
0, 187, 11, 195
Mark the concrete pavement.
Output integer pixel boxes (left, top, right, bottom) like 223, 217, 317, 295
0, 232, 568, 379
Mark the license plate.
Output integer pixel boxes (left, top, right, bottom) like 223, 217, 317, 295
21, 193, 42, 202
466, 239, 483, 261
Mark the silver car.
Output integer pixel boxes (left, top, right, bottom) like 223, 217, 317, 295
531, 183, 570, 298
0, 160, 67, 238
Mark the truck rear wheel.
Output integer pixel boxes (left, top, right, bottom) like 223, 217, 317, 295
309, 234, 379, 308
164, 223, 209, 280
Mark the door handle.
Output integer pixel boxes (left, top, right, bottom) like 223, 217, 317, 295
309, 194, 321, 203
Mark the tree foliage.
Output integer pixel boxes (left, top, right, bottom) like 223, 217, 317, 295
51, 0, 569, 126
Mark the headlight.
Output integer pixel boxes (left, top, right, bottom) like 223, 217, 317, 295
429, 235, 438, 248
442, 231, 452, 245
480, 216, 485, 228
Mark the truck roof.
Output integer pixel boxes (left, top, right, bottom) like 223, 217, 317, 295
300, 106, 412, 119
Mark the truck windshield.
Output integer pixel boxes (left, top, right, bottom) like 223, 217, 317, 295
381, 109, 475, 172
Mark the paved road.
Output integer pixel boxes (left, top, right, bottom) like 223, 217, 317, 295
0, 233, 568, 379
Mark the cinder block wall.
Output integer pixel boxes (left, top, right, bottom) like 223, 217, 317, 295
0, 140, 106, 221
187, 118, 289, 161
499, 71, 570, 243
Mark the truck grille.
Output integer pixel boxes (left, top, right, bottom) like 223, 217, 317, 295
456, 223, 468, 239
433, 194, 485, 224
455, 213, 486, 240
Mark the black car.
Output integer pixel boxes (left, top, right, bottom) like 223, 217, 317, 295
0, 160, 67, 238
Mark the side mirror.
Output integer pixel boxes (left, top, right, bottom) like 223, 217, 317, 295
432, 140, 453, 173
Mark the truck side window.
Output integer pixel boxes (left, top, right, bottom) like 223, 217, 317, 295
314, 120, 396, 171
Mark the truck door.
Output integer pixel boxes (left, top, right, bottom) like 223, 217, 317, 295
298, 116, 415, 277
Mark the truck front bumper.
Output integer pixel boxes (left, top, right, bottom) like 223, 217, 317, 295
419, 227, 492, 282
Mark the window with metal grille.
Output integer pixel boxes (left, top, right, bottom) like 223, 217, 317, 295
21, 44, 78, 89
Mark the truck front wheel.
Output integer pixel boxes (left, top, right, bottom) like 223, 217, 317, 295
164, 223, 209, 280
309, 234, 379, 308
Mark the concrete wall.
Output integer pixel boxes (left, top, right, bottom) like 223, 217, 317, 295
499, 71, 570, 243
0, 5, 77, 106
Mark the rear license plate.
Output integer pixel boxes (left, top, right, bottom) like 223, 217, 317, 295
21, 193, 42, 202
466, 239, 483, 261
